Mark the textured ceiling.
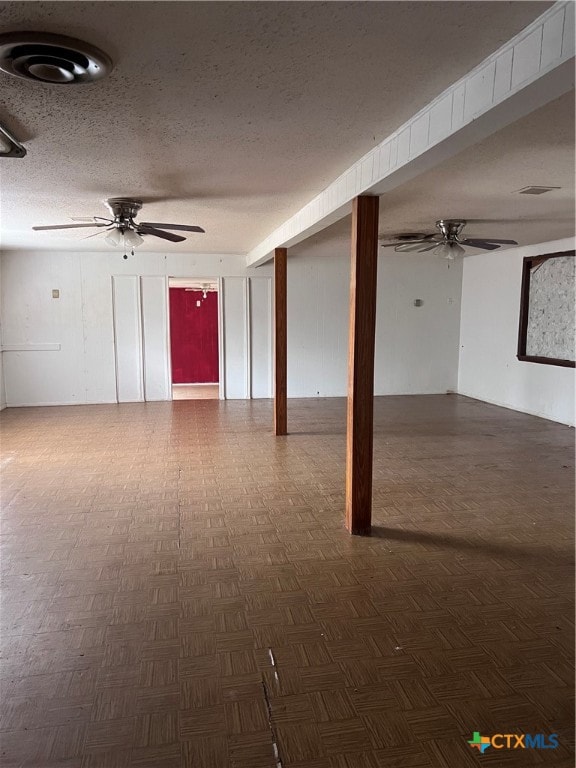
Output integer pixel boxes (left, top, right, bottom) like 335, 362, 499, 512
291, 92, 575, 258
0, 0, 555, 253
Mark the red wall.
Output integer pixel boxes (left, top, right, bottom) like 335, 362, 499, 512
169, 288, 219, 383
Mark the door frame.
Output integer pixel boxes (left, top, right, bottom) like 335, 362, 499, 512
166, 277, 224, 400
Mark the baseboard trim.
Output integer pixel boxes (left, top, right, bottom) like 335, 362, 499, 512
5, 400, 119, 408
4, 392, 571, 427
456, 389, 574, 427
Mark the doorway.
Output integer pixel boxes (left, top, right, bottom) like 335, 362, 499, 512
168, 278, 220, 400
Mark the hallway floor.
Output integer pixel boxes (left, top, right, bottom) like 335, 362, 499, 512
172, 384, 220, 400
0, 395, 574, 767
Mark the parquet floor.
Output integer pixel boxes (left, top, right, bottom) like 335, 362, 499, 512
0, 395, 574, 768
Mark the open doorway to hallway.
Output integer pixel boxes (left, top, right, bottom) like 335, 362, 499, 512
168, 278, 220, 400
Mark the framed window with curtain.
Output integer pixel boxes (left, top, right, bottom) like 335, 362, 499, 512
517, 250, 575, 368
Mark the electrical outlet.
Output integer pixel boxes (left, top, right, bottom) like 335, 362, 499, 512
52, 289, 60, 299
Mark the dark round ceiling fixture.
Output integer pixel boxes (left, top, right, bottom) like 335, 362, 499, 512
0, 32, 112, 84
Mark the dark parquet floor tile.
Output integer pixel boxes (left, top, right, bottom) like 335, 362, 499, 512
0, 395, 573, 766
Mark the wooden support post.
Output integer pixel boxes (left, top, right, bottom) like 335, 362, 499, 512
345, 196, 379, 534
274, 247, 287, 435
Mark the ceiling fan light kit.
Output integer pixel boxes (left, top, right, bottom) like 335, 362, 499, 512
32, 198, 206, 258
380, 219, 518, 258
434, 241, 465, 260
104, 228, 144, 250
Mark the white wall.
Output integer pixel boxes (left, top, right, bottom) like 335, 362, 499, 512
0, 350, 5, 411
458, 237, 575, 426
0, 250, 273, 407
287, 247, 462, 397
0, 243, 462, 406
376, 253, 462, 394
2, 239, 573, 426
0, 258, 5, 411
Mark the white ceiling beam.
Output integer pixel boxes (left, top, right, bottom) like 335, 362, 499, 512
247, 1, 575, 267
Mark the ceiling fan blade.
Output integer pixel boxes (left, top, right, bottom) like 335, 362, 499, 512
137, 225, 186, 242
381, 233, 437, 248
140, 222, 205, 233
473, 237, 518, 245
461, 239, 502, 250
81, 230, 110, 240
72, 216, 114, 224
32, 223, 109, 231
418, 243, 443, 252
395, 241, 439, 252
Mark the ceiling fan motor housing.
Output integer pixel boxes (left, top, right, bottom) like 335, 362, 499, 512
106, 198, 143, 223
436, 219, 466, 241
0, 32, 112, 84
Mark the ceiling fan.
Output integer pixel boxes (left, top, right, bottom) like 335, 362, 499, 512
32, 198, 205, 258
380, 219, 518, 259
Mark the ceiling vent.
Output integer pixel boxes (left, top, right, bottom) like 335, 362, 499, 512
516, 186, 561, 195
0, 32, 112, 84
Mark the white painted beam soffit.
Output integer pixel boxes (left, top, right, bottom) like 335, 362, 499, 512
0, 1, 556, 254
247, 1, 575, 266
288, 90, 575, 262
